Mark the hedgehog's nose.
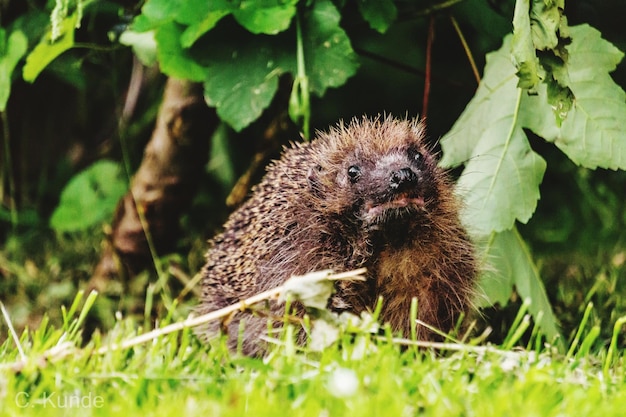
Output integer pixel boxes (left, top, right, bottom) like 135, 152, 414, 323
389, 167, 418, 191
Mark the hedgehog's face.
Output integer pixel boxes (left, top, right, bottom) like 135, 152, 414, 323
336, 143, 440, 230
307, 144, 439, 225
306, 117, 443, 234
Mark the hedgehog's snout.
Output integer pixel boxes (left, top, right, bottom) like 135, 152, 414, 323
389, 167, 418, 192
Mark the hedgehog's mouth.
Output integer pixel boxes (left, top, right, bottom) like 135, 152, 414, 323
362, 194, 425, 224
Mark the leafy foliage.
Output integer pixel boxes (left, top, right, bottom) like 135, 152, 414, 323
441, 21, 626, 340
525, 25, 626, 170
0, 29, 28, 111
512, 0, 572, 124
23, 14, 78, 83
478, 228, 559, 340
356, 0, 398, 33
50, 160, 127, 232
128, 0, 358, 132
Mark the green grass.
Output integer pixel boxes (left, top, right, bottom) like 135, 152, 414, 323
0, 288, 625, 417
1, 203, 626, 417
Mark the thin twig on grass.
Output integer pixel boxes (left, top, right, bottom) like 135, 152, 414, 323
95, 268, 367, 354
1, 302, 26, 361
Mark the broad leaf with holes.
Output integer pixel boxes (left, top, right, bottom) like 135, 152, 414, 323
523, 25, 626, 170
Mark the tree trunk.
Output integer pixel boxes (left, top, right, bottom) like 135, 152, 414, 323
91, 77, 217, 288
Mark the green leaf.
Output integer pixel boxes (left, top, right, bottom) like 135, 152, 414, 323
441, 24, 625, 345
119, 30, 158, 66
202, 33, 285, 131
356, 0, 398, 33
455, 114, 546, 235
202, 0, 357, 131
0, 29, 28, 111
441, 37, 546, 235
523, 25, 626, 170
134, 0, 182, 30
175, 0, 231, 47
180, 10, 230, 48
479, 228, 561, 343
233, 0, 298, 35
302, 0, 359, 95
529, 0, 564, 50
23, 14, 77, 83
154, 22, 208, 82
511, 0, 541, 89
50, 160, 128, 232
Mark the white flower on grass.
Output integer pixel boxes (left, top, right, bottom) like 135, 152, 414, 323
326, 367, 359, 398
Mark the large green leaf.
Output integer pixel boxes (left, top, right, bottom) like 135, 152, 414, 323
443, 24, 626, 232
0, 29, 28, 111
203, 34, 285, 131
478, 228, 561, 343
356, 0, 398, 34
135, 0, 295, 45
200, 0, 357, 131
524, 25, 626, 170
233, 0, 297, 35
511, 0, 541, 89
441, 36, 546, 235
50, 161, 128, 232
154, 22, 208, 82
455, 115, 546, 235
302, 0, 359, 95
442, 23, 626, 346
23, 14, 77, 83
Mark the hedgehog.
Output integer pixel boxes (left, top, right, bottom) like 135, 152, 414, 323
198, 116, 478, 355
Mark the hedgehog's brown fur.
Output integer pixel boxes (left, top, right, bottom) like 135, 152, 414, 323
199, 116, 477, 355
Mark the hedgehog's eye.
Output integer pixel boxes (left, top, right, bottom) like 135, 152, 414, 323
347, 165, 361, 183
407, 146, 424, 166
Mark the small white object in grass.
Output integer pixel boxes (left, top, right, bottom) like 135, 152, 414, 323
326, 367, 359, 398
280, 270, 336, 310
280, 269, 367, 310
499, 353, 521, 372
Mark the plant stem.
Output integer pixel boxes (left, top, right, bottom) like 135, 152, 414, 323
449, 15, 480, 85
1, 110, 18, 227
422, 15, 435, 120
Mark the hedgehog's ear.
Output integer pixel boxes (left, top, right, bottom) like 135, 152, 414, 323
307, 164, 324, 196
